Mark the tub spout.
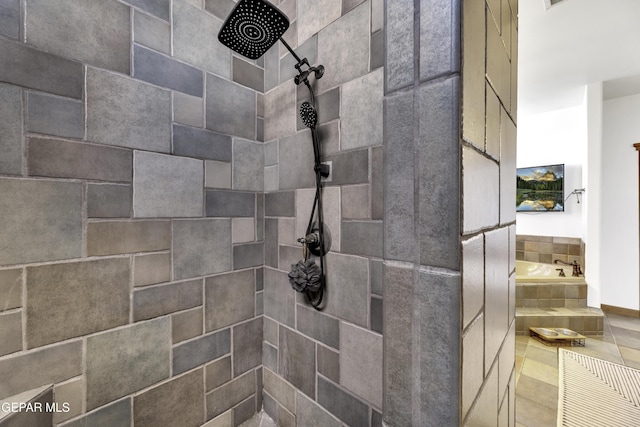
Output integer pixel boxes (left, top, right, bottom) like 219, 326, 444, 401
553, 260, 582, 277
556, 268, 566, 277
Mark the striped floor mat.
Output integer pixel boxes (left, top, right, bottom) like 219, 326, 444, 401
558, 349, 640, 426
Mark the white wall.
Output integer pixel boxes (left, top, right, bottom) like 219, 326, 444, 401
516, 103, 587, 238
601, 93, 640, 310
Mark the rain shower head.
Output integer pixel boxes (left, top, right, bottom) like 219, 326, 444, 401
299, 102, 317, 129
218, 0, 290, 60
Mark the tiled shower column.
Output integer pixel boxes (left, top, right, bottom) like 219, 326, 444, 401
383, 0, 518, 426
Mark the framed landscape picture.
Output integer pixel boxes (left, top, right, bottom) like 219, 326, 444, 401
516, 164, 565, 212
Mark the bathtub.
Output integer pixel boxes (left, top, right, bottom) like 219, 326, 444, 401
515, 260, 585, 282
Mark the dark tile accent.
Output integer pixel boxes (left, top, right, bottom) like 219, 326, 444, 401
26, 259, 130, 348
133, 10, 170, 54
0, 0, 20, 39
343, 0, 366, 15
256, 267, 264, 291
0, 341, 82, 400
206, 190, 255, 217
0, 269, 22, 311
234, 396, 257, 426
173, 219, 232, 280
264, 268, 295, 328
371, 296, 383, 333
173, 124, 232, 162
204, 0, 236, 20
63, 397, 131, 427
0, 38, 82, 98
172, 308, 203, 344
27, 0, 131, 74
326, 149, 369, 185
234, 243, 264, 269
0, 311, 22, 357
0, 83, 22, 176
134, 370, 204, 427
124, 0, 170, 21
371, 146, 384, 220
278, 326, 316, 399
265, 219, 278, 268
372, 409, 383, 427
87, 220, 170, 256
173, 329, 231, 376
205, 356, 231, 391
26, 92, 83, 139
257, 117, 264, 142
265, 191, 295, 217
205, 371, 255, 420
134, 45, 203, 96
341, 221, 383, 258
370, 29, 384, 70
28, 138, 132, 182
233, 56, 264, 92
205, 270, 255, 332
370, 259, 383, 296
87, 184, 132, 218
86, 318, 170, 410
297, 304, 340, 349
233, 317, 263, 376
133, 279, 202, 321
317, 376, 369, 427
257, 193, 265, 240
206, 73, 256, 140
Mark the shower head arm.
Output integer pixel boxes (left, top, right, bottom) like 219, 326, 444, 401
279, 37, 324, 86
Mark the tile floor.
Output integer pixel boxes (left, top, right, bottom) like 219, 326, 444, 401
515, 312, 640, 427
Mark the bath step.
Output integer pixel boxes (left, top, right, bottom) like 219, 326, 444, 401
515, 307, 604, 336
516, 282, 588, 309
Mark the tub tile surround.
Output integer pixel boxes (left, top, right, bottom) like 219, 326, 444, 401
516, 234, 585, 268
0, 0, 266, 425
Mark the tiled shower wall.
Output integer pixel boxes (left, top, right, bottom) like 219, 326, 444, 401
383, 0, 518, 426
261, 0, 386, 426
0, 0, 266, 425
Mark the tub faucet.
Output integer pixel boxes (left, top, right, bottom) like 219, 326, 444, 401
556, 268, 565, 277
553, 260, 582, 277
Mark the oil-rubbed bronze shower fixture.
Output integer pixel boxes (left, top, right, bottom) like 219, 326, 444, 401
218, 0, 329, 310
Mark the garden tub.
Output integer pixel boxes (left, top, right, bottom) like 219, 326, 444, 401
515, 260, 585, 283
